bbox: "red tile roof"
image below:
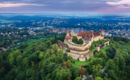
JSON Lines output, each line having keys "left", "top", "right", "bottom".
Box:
{"left": 94, "top": 32, "right": 100, "bottom": 36}
{"left": 65, "top": 36, "right": 71, "bottom": 41}
{"left": 78, "top": 31, "right": 100, "bottom": 39}
{"left": 67, "top": 30, "right": 69, "bottom": 33}
{"left": 101, "top": 29, "right": 104, "bottom": 32}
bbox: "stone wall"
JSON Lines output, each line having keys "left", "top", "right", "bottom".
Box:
{"left": 64, "top": 35, "right": 104, "bottom": 51}
{"left": 67, "top": 52, "right": 80, "bottom": 60}
{"left": 93, "top": 36, "right": 104, "bottom": 42}
{"left": 64, "top": 40, "right": 92, "bottom": 51}
{"left": 86, "top": 52, "right": 93, "bottom": 59}
{"left": 70, "top": 49, "right": 89, "bottom": 55}
{"left": 65, "top": 39, "right": 109, "bottom": 61}
{"left": 79, "top": 55, "right": 86, "bottom": 61}
{"left": 67, "top": 51, "right": 94, "bottom": 60}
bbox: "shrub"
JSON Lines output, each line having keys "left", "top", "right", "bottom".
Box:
{"left": 66, "top": 49, "right": 70, "bottom": 52}
{"left": 72, "top": 36, "right": 83, "bottom": 45}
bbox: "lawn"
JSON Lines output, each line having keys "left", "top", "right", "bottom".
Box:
{"left": 73, "top": 60, "right": 89, "bottom": 67}
{"left": 100, "top": 46, "right": 109, "bottom": 52}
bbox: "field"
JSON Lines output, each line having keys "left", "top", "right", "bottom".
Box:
{"left": 0, "top": 20, "right": 21, "bottom": 23}
{"left": 73, "top": 60, "right": 89, "bottom": 67}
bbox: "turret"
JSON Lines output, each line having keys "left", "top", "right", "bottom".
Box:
{"left": 91, "top": 30, "right": 94, "bottom": 41}
{"left": 101, "top": 29, "right": 104, "bottom": 36}
{"left": 64, "top": 30, "right": 71, "bottom": 42}
{"left": 66, "top": 30, "right": 70, "bottom": 36}
{"left": 71, "top": 29, "right": 75, "bottom": 36}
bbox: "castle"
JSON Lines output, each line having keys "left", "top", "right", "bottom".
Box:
{"left": 58, "top": 29, "right": 109, "bottom": 61}
{"left": 64, "top": 29, "right": 104, "bottom": 50}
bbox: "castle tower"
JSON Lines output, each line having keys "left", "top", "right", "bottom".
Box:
{"left": 66, "top": 30, "right": 70, "bottom": 36}
{"left": 91, "top": 30, "right": 94, "bottom": 41}
{"left": 101, "top": 29, "right": 104, "bottom": 36}
{"left": 71, "top": 29, "right": 75, "bottom": 36}
{"left": 64, "top": 30, "right": 71, "bottom": 42}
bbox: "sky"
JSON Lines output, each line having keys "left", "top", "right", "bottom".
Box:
{"left": 0, "top": 0, "right": 130, "bottom": 14}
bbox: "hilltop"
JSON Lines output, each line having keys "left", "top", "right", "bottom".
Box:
{"left": 0, "top": 35, "right": 130, "bottom": 80}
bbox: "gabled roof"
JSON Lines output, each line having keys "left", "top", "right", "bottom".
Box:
{"left": 94, "top": 32, "right": 100, "bottom": 36}
{"left": 67, "top": 30, "right": 69, "bottom": 33}
{"left": 77, "top": 31, "right": 100, "bottom": 39}
{"left": 65, "top": 36, "right": 71, "bottom": 41}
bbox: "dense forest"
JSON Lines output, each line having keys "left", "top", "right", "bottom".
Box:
{"left": 0, "top": 35, "right": 130, "bottom": 80}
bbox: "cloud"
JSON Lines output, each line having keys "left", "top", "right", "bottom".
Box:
{"left": 0, "top": 0, "right": 129, "bottom": 13}
{"left": 0, "top": 3, "right": 45, "bottom": 8}
{"left": 106, "top": 0, "right": 130, "bottom": 8}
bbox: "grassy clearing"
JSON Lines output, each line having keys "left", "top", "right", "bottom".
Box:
{"left": 73, "top": 60, "right": 89, "bottom": 67}
{"left": 100, "top": 46, "right": 109, "bottom": 52}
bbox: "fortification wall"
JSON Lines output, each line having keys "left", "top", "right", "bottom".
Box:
{"left": 93, "top": 36, "right": 104, "bottom": 41}
{"left": 70, "top": 49, "right": 89, "bottom": 55}
{"left": 64, "top": 35, "right": 104, "bottom": 51}
{"left": 64, "top": 40, "right": 93, "bottom": 51}
{"left": 77, "top": 36, "right": 82, "bottom": 39}
{"left": 67, "top": 52, "right": 80, "bottom": 60}
{"left": 86, "top": 52, "right": 93, "bottom": 59}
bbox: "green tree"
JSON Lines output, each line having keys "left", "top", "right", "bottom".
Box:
{"left": 72, "top": 36, "right": 78, "bottom": 44}
{"left": 66, "top": 49, "right": 70, "bottom": 52}
{"left": 78, "top": 39, "right": 83, "bottom": 44}
{"left": 54, "top": 68, "right": 72, "bottom": 80}
{"left": 95, "top": 77, "right": 103, "bottom": 80}
{"left": 75, "top": 77, "right": 82, "bottom": 80}
{"left": 92, "top": 64, "right": 103, "bottom": 77}
{"left": 106, "top": 47, "right": 116, "bottom": 59}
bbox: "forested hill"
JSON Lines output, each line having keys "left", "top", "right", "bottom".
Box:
{"left": 0, "top": 36, "right": 130, "bottom": 80}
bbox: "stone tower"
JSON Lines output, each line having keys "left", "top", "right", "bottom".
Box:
{"left": 66, "top": 30, "right": 70, "bottom": 36}
{"left": 91, "top": 30, "right": 94, "bottom": 41}
{"left": 71, "top": 29, "right": 75, "bottom": 36}
{"left": 101, "top": 29, "right": 104, "bottom": 36}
